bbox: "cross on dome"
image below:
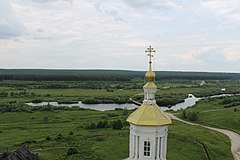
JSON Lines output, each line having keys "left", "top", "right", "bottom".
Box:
{"left": 145, "top": 45, "right": 156, "bottom": 64}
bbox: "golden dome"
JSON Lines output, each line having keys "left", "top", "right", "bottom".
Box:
{"left": 127, "top": 104, "right": 172, "bottom": 126}
{"left": 145, "top": 70, "right": 155, "bottom": 82}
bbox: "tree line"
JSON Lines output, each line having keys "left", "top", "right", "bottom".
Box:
{"left": 0, "top": 69, "right": 240, "bottom": 81}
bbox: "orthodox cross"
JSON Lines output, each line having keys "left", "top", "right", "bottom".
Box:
{"left": 145, "top": 45, "right": 156, "bottom": 64}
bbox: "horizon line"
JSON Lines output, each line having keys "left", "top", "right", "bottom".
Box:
{"left": 0, "top": 68, "right": 239, "bottom": 74}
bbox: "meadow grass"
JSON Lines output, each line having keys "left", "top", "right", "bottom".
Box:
{"left": 176, "top": 96, "right": 240, "bottom": 135}
{"left": 0, "top": 110, "right": 233, "bottom": 160}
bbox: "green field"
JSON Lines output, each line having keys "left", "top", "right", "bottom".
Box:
{"left": 0, "top": 109, "right": 233, "bottom": 160}
{"left": 1, "top": 74, "right": 240, "bottom": 159}
{"left": 1, "top": 80, "right": 240, "bottom": 107}
{"left": 178, "top": 97, "right": 240, "bottom": 135}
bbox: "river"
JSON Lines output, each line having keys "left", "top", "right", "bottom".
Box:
{"left": 26, "top": 93, "right": 236, "bottom": 111}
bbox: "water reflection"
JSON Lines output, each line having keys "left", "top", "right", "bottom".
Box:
{"left": 26, "top": 93, "right": 236, "bottom": 111}
{"left": 26, "top": 102, "right": 138, "bottom": 111}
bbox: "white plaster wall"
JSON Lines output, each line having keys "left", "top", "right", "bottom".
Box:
{"left": 129, "top": 124, "right": 169, "bottom": 160}
{"left": 143, "top": 88, "right": 157, "bottom": 105}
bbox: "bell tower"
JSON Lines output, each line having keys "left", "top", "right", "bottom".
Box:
{"left": 126, "top": 46, "right": 172, "bottom": 160}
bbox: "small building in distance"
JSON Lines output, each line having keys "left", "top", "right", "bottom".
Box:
{"left": 0, "top": 146, "right": 38, "bottom": 160}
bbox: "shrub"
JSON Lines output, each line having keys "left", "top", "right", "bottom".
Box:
{"left": 43, "top": 116, "right": 49, "bottom": 123}
{"left": 55, "top": 133, "right": 63, "bottom": 140}
{"left": 112, "top": 120, "right": 123, "bottom": 130}
{"left": 97, "top": 121, "right": 104, "bottom": 128}
{"left": 101, "top": 114, "right": 108, "bottom": 119}
{"left": 67, "top": 148, "right": 78, "bottom": 156}
{"left": 107, "top": 113, "right": 118, "bottom": 117}
{"left": 122, "top": 109, "right": 128, "bottom": 116}
{"left": 182, "top": 110, "right": 187, "bottom": 118}
{"left": 187, "top": 111, "right": 198, "bottom": 121}
{"left": 46, "top": 136, "right": 51, "bottom": 141}
{"left": 32, "top": 99, "right": 42, "bottom": 103}
{"left": 22, "top": 140, "right": 36, "bottom": 145}
{"left": 102, "top": 120, "right": 109, "bottom": 128}
{"left": 87, "top": 123, "right": 96, "bottom": 129}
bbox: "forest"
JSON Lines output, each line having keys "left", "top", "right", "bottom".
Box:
{"left": 0, "top": 69, "right": 240, "bottom": 81}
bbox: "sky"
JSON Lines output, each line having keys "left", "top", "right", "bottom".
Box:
{"left": 0, "top": 0, "right": 240, "bottom": 72}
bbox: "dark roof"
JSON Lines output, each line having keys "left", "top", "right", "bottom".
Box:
{"left": 2, "top": 146, "right": 37, "bottom": 160}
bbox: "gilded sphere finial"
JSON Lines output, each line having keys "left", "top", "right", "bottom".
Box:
{"left": 145, "top": 70, "right": 155, "bottom": 82}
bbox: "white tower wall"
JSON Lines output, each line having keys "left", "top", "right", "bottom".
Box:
{"left": 143, "top": 88, "right": 157, "bottom": 105}
{"left": 129, "top": 124, "right": 169, "bottom": 160}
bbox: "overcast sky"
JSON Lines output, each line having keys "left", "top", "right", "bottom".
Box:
{"left": 0, "top": 0, "right": 240, "bottom": 72}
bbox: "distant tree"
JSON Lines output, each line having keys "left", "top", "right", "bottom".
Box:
{"left": 102, "top": 120, "right": 109, "bottom": 128}
{"left": 87, "top": 123, "right": 96, "bottom": 129}
{"left": 67, "top": 148, "right": 78, "bottom": 156}
{"left": 45, "top": 136, "right": 51, "bottom": 141}
{"left": 32, "top": 99, "right": 42, "bottom": 103}
{"left": 182, "top": 110, "right": 187, "bottom": 118}
{"left": 55, "top": 133, "right": 63, "bottom": 140}
{"left": 69, "top": 131, "right": 74, "bottom": 135}
{"left": 112, "top": 120, "right": 123, "bottom": 130}
{"left": 187, "top": 111, "right": 198, "bottom": 121}
{"left": 97, "top": 121, "right": 104, "bottom": 129}
{"left": 10, "top": 92, "right": 14, "bottom": 97}
{"left": 122, "top": 109, "right": 128, "bottom": 116}
{"left": 43, "top": 116, "right": 49, "bottom": 123}
{"left": 0, "top": 92, "right": 8, "bottom": 97}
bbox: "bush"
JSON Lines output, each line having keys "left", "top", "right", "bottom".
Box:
{"left": 187, "top": 111, "right": 198, "bottom": 121}
{"left": 22, "top": 140, "right": 36, "bottom": 145}
{"left": 182, "top": 110, "right": 187, "bottom": 118}
{"left": 101, "top": 114, "right": 108, "bottom": 119}
{"left": 55, "top": 133, "right": 63, "bottom": 140}
{"left": 102, "top": 120, "right": 109, "bottom": 128}
{"left": 0, "top": 92, "right": 8, "bottom": 97}
{"left": 46, "top": 136, "right": 51, "bottom": 141}
{"left": 122, "top": 109, "right": 128, "bottom": 116}
{"left": 97, "top": 121, "right": 104, "bottom": 128}
{"left": 32, "top": 99, "right": 42, "bottom": 103}
{"left": 69, "top": 131, "right": 74, "bottom": 135}
{"left": 107, "top": 113, "right": 118, "bottom": 117}
{"left": 67, "top": 148, "right": 78, "bottom": 156}
{"left": 87, "top": 123, "right": 96, "bottom": 129}
{"left": 96, "top": 121, "right": 109, "bottom": 129}
{"left": 112, "top": 120, "right": 123, "bottom": 130}
{"left": 43, "top": 116, "right": 49, "bottom": 123}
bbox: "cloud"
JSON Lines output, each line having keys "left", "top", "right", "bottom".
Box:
{"left": 0, "top": 0, "right": 24, "bottom": 39}
{"left": 193, "top": 48, "right": 226, "bottom": 64}
{"left": 105, "top": 9, "right": 123, "bottom": 21}
{"left": 93, "top": 1, "right": 124, "bottom": 22}
{"left": 223, "top": 49, "right": 240, "bottom": 62}
{"left": 0, "top": 0, "right": 240, "bottom": 72}
{"left": 122, "top": 0, "right": 181, "bottom": 10}
{"left": 32, "top": 0, "right": 72, "bottom": 3}
{"left": 201, "top": 0, "right": 240, "bottom": 23}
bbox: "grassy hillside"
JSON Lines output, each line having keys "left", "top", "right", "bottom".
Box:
{"left": 178, "top": 97, "right": 240, "bottom": 134}
{"left": 0, "top": 109, "right": 233, "bottom": 160}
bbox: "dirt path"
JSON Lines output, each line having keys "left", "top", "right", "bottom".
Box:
{"left": 166, "top": 112, "right": 240, "bottom": 160}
